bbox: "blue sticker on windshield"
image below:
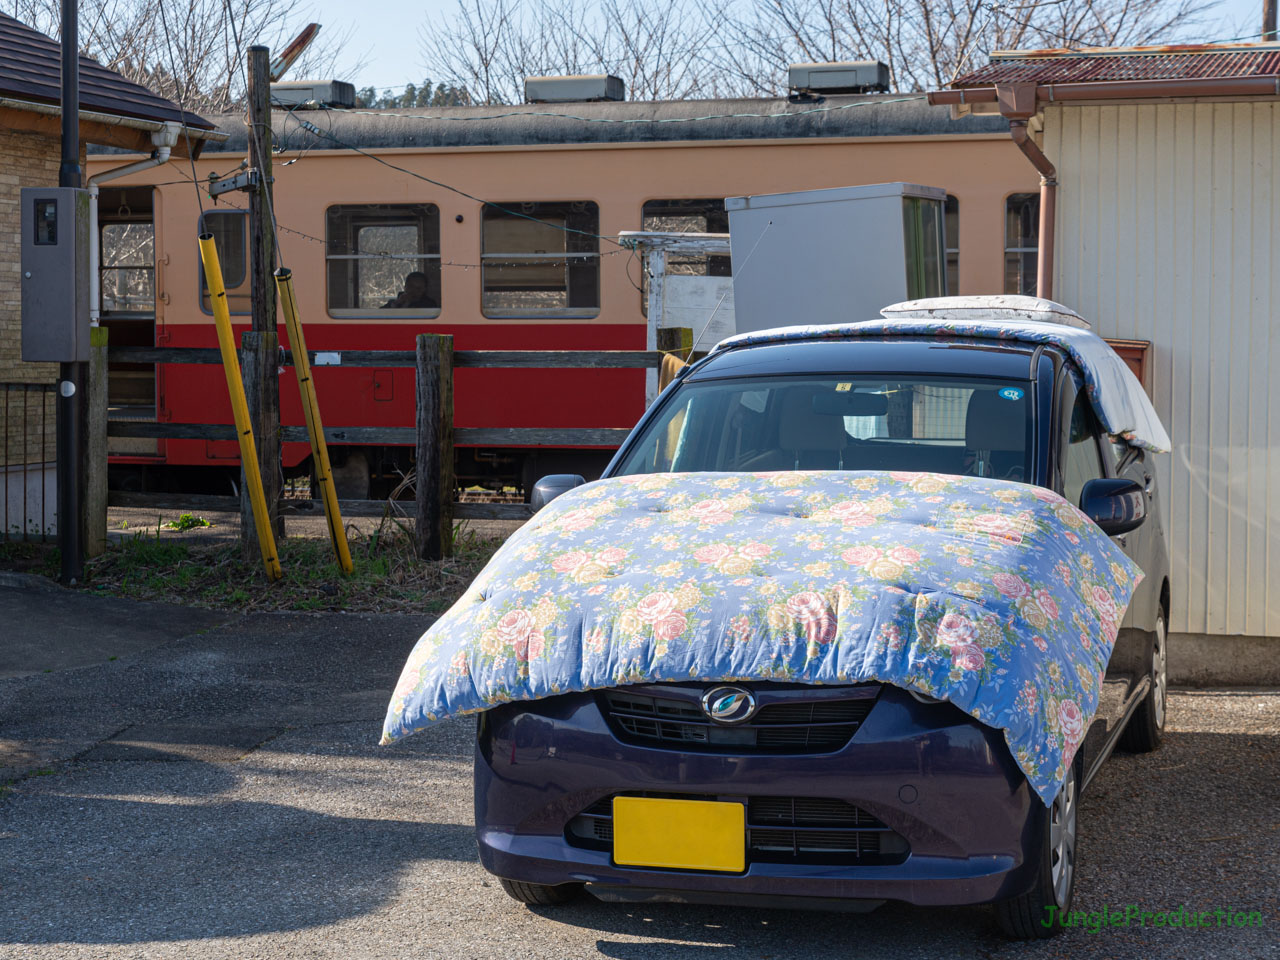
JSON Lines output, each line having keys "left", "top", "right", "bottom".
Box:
{"left": 998, "top": 387, "right": 1025, "bottom": 401}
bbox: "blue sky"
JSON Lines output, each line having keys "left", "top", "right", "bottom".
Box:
{"left": 305, "top": 0, "right": 1271, "bottom": 93}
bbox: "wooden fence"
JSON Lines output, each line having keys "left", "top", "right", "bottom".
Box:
{"left": 102, "top": 334, "right": 668, "bottom": 559}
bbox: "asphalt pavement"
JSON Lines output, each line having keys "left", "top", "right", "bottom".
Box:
{"left": 1, "top": 577, "right": 1277, "bottom": 959}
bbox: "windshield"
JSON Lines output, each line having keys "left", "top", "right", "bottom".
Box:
{"left": 615, "top": 374, "right": 1033, "bottom": 482}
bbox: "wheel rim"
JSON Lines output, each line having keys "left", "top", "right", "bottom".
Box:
{"left": 1153, "top": 616, "right": 1167, "bottom": 729}
{"left": 1049, "top": 767, "right": 1077, "bottom": 906}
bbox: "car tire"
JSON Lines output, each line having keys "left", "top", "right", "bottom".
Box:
{"left": 994, "top": 759, "right": 1079, "bottom": 940}
{"left": 1118, "top": 612, "right": 1167, "bottom": 754}
{"left": 498, "top": 878, "right": 582, "bottom": 906}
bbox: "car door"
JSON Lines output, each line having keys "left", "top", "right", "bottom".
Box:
{"left": 1059, "top": 382, "right": 1135, "bottom": 769}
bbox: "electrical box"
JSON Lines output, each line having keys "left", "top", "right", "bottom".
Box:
{"left": 726, "top": 182, "right": 947, "bottom": 335}
{"left": 21, "top": 186, "right": 90, "bottom": 363}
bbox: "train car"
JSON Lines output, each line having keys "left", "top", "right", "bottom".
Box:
{"left": 86, "top": 91, "right": 1031, "bottom": 498}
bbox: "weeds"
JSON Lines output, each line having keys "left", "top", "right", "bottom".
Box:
{"left": 164, "top": 514, "right": 213, "bottom": 531}
{"left": 80, "top": 513, "right": 504, "bottom": 614}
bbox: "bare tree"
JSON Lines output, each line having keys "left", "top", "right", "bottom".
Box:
{"left": 421, "top": 0, "right": 717, "bottom": 104}
{"left": 704, "top": 0, "right": 1218, "bottom": 96}
{"left": 9, "top": 0, "right": 362, "bottom": 114}
{"left": 419, "top": 0, "right": 1216, "bottom": 103}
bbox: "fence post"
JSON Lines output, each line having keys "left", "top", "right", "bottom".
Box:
{"left": 240, "top": 330, "right": 283, "bottom": 558}
{"left": 415, "top": 333, "right": 454, "bottom": 560}
{"left": 84, "top": 326, "right": 108, "bottom": 558}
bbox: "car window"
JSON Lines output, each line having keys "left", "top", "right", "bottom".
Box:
{"left": 615, "top": 374, "right": 1033, "bottom": 480}
{"left": 1063, "top": 390, "right": 1105, "bottom": 506}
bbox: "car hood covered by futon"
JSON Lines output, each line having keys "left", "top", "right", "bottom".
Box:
{"left": 381, "top": 471, "right": 1143, "bottom": 805}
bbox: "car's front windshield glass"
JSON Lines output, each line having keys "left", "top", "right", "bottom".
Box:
{"left": 615, "top": 374, "right": 1033, "bottom": 482}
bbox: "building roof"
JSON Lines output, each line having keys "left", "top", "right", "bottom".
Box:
{"left": 951, "top": 41, "right": 1280, "bottom": 88}
{"left": 0, "top": 13, "right": 215, "bottom": 130}
{"left": 193, "top": 93, "right": 1010, "bottom": 154}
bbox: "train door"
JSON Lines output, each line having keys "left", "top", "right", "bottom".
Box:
{"left": 99, "top": 186, "right": 161, "bottom": 467}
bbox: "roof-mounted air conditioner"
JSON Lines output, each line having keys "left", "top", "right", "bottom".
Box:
{"left": 270, "top": 80, "right": 356, "bottom": 109}
{"left": 788, "top": 61, "right": 891, "bottom": 95}
{"left": 524, "top": 74, "right": 625, "bottom": 103}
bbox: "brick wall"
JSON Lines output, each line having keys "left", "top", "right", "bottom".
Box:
{"left": 0, "top": 127, "right": 68, "bottom": 466}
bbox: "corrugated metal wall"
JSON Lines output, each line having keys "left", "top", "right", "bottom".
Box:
{"left": 1044, "top": 101, "right": 1280, "bottom": 638}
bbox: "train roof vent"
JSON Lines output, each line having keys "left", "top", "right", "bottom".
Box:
{"left": 524, "top": 74, "right": 626, "bottom": 103}
{"left": 270, "top": 80, "right": 356, "bottom": 109}
{"left": 788, "top": 61, "right": 890, "bottom": 95}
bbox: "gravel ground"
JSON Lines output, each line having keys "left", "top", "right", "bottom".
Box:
{"left": 0, "top": 606, "right": 1276, "bottom": 959}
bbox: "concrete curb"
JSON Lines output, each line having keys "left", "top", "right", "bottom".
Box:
{"left": 1169, "top": 633, "right": 1280, "bottom": 686}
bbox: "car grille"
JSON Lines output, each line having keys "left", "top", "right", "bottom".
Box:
{"left": 602, "top": 688, "right": 876, "bottom": 754}
{"left": 566, "top": 793, "right": 910, "bottom": 866}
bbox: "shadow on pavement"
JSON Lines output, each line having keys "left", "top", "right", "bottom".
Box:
{"left": 0, "top": 788, "right": 476, "bottom": 945}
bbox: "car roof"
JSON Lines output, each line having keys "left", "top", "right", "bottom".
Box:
{"left": 686, "top": 336, "right": 1060, "bottom": 383}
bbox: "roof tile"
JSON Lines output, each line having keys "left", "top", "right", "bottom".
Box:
{"left": 0, "top": 13, "right": 213, "bottom": 129}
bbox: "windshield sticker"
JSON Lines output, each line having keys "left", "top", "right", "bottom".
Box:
{"left": 999, "top": 387, "right": 1025, "bottom": 401}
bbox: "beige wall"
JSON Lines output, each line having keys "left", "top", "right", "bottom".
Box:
{"left": 89, "top": 133, "right": 1036, "bottom": 333}
{"left": 1044, "top": 100, "right": 1280, "bottom": 639}
{"left": 0, "top": 127, "right": 61, "bottom": 467}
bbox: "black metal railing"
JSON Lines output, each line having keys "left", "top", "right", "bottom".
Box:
{"left": 2, "top": 383, "right": 57, "bottom": 542}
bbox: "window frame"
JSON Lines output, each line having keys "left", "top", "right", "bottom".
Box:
{"left": 480, "top": 200, "right": 601, "bottom": 319}
{"left": 944, "top": 194, "right": 959, "bottom": 296}
{"left": 902, "top": 195, "right": 946, "bottom": 300}
{"left": 197, "top": 209, "right": 251, "bottom": 316}
{"left": 1004, "top": 191, "right": 1040, "bottom": 297}
{"left": 1059, "top": 380, "right": 1109, "bottom": 507}
{"left": 324, "top": 203, "right": 442, "bottom": 319}
{"left": 99, "top": 219, "right": 155, "bottom": 318}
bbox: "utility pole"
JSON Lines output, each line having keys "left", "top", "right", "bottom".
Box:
{"left": 1266, "top": 0, "right": 1277, "bottom": 42}
{"left": 242, "top": 45, "right": 282, "bottom": 556}
{"left": 58, "top": 0, "right": 84, "bottom": 583}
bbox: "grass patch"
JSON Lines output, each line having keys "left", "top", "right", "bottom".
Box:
{"left": 164, "top": 513, "right": 213, "bottom": 531}
{"left": 81, "top": 518, "right": 504, "bottom": 614}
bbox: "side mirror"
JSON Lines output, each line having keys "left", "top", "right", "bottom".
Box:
{"left": 531, "top": 474, "right": 586, "bottom": 512}
{"left": 1079, "top": 477, "right": 1146, "bottom": 536}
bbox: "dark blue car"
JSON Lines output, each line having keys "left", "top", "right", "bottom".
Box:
{"left": 475, "top": 328, "right": 1171, "bottom": 939}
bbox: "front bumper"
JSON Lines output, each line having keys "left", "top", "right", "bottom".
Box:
{"left": 475, "top": 683, "right": 1042, "bottom": 908}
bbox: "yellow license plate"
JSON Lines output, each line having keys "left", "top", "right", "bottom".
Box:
{"left": 612, "top": 797, "right": 745, "bottom": 872}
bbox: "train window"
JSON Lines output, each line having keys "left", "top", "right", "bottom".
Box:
{"left": 639, "top": 199, "right": 731, "bottom": 315}
{"left": 481, "top": 201, "right": 599, "bottom": 318}
{"left": 199, "top": 210, "right": 250, "bottom": 315}
{"left": 902, "top": 195, "right": 945, "bottom": 299}
{"left": 1005, "top": 193, "right": 1039, "bottom": 296}
{"left": 944, "top": 195, "right": 958, "bottom": 295}
{"left": 326, "top": 204, "right": 441, "bottom": 317}
{"left": 101, "top": 222, "right": 154, "bottom": 315}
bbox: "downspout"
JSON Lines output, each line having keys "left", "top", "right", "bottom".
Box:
{"left": 87, "top": 121, "right": 182, "bottom": 326}
{"left": 995, "top": 83, "right": 1056, "bottom": 301}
